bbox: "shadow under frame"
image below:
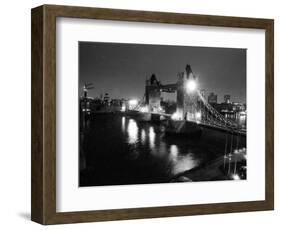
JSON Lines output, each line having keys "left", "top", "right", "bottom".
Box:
{"left": 31, "top": 4, "right": 274, "bottom": 225}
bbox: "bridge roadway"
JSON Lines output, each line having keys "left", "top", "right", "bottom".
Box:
{"left": 144, "top": 111, "right": 246, "bottom": 136}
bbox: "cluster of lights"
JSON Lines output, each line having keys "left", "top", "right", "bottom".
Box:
{"left": 171, "top": 112, "right": 182, "bottom": 121}
{"left": 139, "top": 106, "right": 149, "bottom": 113}
{"left": 128, "top": 99, "right": 138, "bottom": 106}
{"left": 128, "top": 99, "right": 139, "bottom": 110}
{"left": 233, "top": 148, "right": 247, "bottom": 154}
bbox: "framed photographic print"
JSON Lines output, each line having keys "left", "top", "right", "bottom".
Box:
{"left": 31, "top": 4, "right": 274, "bottom": 225}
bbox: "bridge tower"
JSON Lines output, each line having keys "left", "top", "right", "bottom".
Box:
{"left": 144, "top": 64, "right": 198, "bottom": 120}
{"left": 145, "top": 74, "right": 161, "bottom": 112}
{"left": 176, "top": 64, "right": 198, "bottom": 121}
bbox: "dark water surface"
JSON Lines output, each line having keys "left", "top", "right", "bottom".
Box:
{"left": 79, "top": 113, "right": 246, "bottom": 186}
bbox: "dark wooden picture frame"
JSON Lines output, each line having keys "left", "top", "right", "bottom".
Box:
{"left": 31, "top": 4, "right": 274, "bottom": 225}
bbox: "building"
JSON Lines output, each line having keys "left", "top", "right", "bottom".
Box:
{"left": 145, "top": 74, "right": 161, "bottom": 112}
{"left": 103, "top": 93, "right": 110, "bottom": 105}
{"left": 208, "top": 92, "right": 217, "bottom": 104}
{"left": 200, "top": 89, "right": 206, "bottom": 99}
{"left": 232, "top": 102, "right": 246, "bottom": 112}
{"left": 224, "top": 94, "right": 231, "bottom": 104}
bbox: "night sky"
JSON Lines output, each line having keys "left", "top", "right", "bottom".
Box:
{"left": 79, "top": 42, "right": 246, "bottom": 103}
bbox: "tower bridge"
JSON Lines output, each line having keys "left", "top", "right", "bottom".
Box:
{"left": 135, "top": 64, "right": 246, "bottom": 136}
{"left": 145, "top": 64, "right": 198, "bottom": 121}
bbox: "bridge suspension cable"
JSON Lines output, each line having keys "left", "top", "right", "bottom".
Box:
{"left": 196, "top": 90, "right": 241, "bottom": 130}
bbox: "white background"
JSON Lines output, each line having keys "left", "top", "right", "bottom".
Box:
{"left": 57, "top": 18, "right": 265, "bottom": 212}
{"left": 0, "top": 0, "right": 279, "bottom": 229}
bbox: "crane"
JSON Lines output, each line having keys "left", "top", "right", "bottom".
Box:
{"left": 82, "top": 83, "right": 94, "bottom": 98}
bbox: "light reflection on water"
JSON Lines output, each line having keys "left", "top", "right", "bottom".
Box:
{"left": 123, "top": 116, "right": 199, "bottom": 176}
{"left": 170, "top": 145, "right": 179, "bottom": 156}
{"left": 80, "top": 114, "right": 246, "bottom": 186}
{"left": 141, "top": 129, "right": 146, "bottom": 143}
{"left": 170, "top": 153, "right": 199, "bottom": 175}
{"left": 127, "top": 119, "right": 138, "bottom": 144}
{"left": 168, "top": 145, "right": 199, "bottom": 175}
{"left": 149, "top": 127, "right": 156, "bottom": 149}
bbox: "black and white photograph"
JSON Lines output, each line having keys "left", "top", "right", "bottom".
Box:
{"left": 79, "top": 41, "right": 247, "bottom": 187}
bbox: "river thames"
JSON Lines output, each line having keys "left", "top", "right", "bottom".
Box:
{"left": 79, "top": 113, "right": 246, "bottom": 187}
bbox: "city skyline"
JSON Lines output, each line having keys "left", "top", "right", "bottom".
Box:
{"left": 79, "top": 42, "right": 246, "bottom": 103}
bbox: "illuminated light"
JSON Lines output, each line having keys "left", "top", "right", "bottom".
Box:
{"left": 159, "top": 106, "right": 165, "bottom": 113}
{"left": 121, "top": 105, "right": 126, "bottom": 112}
{"left": 128, "top": 99, "right": 138, "bottom": 106}
{"left": 170, "top": 145, "right": 179, "bottom": 158}
{"left": 149, "top": 127, "right": 155, "bottom": 148}
{"left": 186, "top": 80, "right": 197, "bottom": 92}
{"left": 160, "top": 115, "right": 165, "bottom": 121}
{"left": 239, "top": 115, "right": 246, "bottom": 121}
{"left": 129, "top": 99, "right": 138, "bottom": 106}
{"left": 171, "top": 112, "right": 182, "bottom": 120}
{"left": 139, "top": 106, "right": 149, "bottom": 113}
{"left": 127, "top": 119, "right": 138, "bottom": 144}
{"left": 234, "top": 149, "right": 239, "bottom": 154}
{"left": 171, "top": 153, "right": 199, "bottom": 175}
{"left": 195, "top": 112, "right": 201, "bottom": 119}
{"left": 186, "top": 112, "right": 194, "bottom": 121}
{"left": 231, "top": 174, "right": 240, "bottom": 180}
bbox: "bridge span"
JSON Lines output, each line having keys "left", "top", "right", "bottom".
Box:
{"left": 129, "top": 64, "right": 246, "bottom": 136}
